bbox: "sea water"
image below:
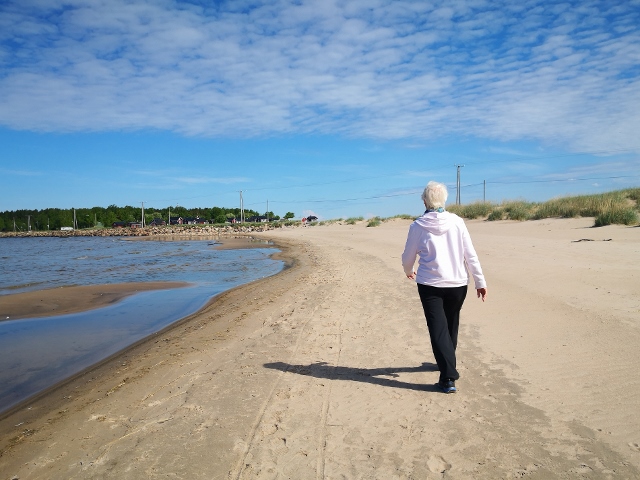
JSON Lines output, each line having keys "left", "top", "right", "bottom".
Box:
{"left": 0, "top": 236, "right": 283, "bottom": 413}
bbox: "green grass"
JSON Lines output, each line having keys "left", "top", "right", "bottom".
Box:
{"left": 388, "top": 213, "right": 415, "bottom": 220}
{"left": 594, "top": 207, "right": 638, "bottom": 227}
{"left": 291, "top": 189, "right": 639, "bottom": 228}
{"left": 449, "top": 188, "right": 639, "bottom": 226}
{"left": 503, "top": 201, "right": 535, "bottom": 221}
{"left": 625, "top": 188, "right": 640, "bottom": 203}
{"left": 448, "top": 202, "right": 494, "bottom": 219}
{"left": 486, "top": 208, "right": 504, "bottom": 221}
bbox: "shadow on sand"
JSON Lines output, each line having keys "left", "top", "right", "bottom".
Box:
{"left": 264, "top": 361, "right": 443, "bottom": 393}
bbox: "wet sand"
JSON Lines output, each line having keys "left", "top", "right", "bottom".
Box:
{"left": 0, "top": 282, "right": 189, "bottom": 320}
{"left": 0, "top": 219, "right": 639, "bottom": 479}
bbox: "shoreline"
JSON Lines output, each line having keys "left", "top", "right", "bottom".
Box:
{"left": 0, "top": 236, "right": 293, "bottom": 420}
{"left": 0, "top": 234, "right": 280, "bottom": 321}
{"left": 0, "top": 223, "right": 291, "bottom": 239}
{"left": 0, "top": 237, "right": 299, "bottom": 420}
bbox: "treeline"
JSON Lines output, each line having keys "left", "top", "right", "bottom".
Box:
{"left": 0, "top": 205, "right": 287, "bottom": 232}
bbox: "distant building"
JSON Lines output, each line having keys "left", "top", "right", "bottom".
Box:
{"left": 149, "top": 218, "right": 166, "bottom": 226}
{"left": 246, "top": 215, "right": 269, "bottom": 223}
{"left": 183, "top": 216, "right": 208, "bottom": 225}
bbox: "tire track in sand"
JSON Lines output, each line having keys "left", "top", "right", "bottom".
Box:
{"left": 316, "top": 265, "right": 348, "bottom": 480}
{"left": 230, "top": 262, "right": 350, "bottom": 480}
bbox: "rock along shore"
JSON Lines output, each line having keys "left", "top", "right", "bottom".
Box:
{"left": 0, "top": 223, "right": 298, "bottom": 238}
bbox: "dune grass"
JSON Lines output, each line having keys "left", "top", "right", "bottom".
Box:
{"left": 388, "top": 214, "right": 415, "bottom": 220}
{"left": 447, "top": 202, "right": 494, "bottom": 219}
{"left": 447, "top": 188, "right": 639, "bottom": 226}
{"left": 307, "top": 189, "right": 638, "bottom": 228}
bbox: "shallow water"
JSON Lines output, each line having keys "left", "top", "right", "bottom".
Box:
{"left": 0, "top": 236, "right": 278, "bottom": 295}
{"left": 0, "top": 236, "right": 283, "bottom": 413}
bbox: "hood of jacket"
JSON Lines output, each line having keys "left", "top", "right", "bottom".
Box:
{"left": 413, "top": 211, "right": 456, "bottom": 235}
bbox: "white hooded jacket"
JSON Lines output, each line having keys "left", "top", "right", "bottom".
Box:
{"left": 402, "top": 211, "right": 486, "bottom": 289}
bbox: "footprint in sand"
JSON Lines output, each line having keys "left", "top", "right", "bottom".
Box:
{"left": 629, "top": 442, "right": 640, "bottom": 452}
{"left": 427, "top": 455, "right": 451, "bottom": 474}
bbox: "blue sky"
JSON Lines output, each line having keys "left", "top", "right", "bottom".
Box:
{"left": 1, "top": 0, "right": 639, "bottom": 220}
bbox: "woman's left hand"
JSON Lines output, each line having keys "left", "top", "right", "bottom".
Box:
{"left": 476, "top": 288, "right": 487, "bottom": 302}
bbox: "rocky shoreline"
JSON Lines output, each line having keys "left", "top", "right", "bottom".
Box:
{"left": 0, "top": 223, "right": 294, "bottom": 238}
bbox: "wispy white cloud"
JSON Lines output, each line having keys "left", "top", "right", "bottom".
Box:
{"left": 539, "top": 157, "right": 640, "bottom": 180}
{"left": 1, "top": 0, "right": 639, "bottom": 153}
{"left": 484, "top": 146, "right": 543, "bottom": 157}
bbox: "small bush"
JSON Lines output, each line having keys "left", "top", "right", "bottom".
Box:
{"left": 345, "top": 216, "right": 363, "bottom": 225}
{"left": 367, "top": 217, "right": 382, "bottom": 227}
{"left": 487, "top": 209, "right": 504, "bottom": 221}
{"left": 503, "top": 201, "right": 533, "bottom": 221}
{"left": 594, "top": 208, "right": 638, "bottom": 227}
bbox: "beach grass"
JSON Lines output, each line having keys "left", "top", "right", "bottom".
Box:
{"left": 345, "top": 216, "right": 364, "bottom": 225}
{"left": 366, "top": 217, "right": 383, "bottom": 227}
{"left": 446, "top": 189, "right": 639, "bottom": 226}
{"left": 388, "top": 214, "right": 415, "bottom": 220}
{"left": 447, "top": 202, "right": 494, "bottom": 219}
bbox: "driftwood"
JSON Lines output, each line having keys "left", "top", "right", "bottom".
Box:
{"left": 572, "top": 238, "right": 612, "bottom": 242}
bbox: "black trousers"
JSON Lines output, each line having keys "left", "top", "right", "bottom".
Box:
{"left": 417, "top": 284, "right": 468, "bottom": 382}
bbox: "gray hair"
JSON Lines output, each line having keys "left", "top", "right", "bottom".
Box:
{"left": 421, "top": 181, "right": 448, "bottom": 209}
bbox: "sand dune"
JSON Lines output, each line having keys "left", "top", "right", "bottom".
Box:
{"left": 0, "top": 218, "right": 638, "bottom": 479}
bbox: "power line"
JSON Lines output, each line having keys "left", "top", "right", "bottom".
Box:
{"left": 138, "top": 146, "right": 640, "bottom": 205}
{"left": 246, "top": 174, "right": 639, "bottom": 206}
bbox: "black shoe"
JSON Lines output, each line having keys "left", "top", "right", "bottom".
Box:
{"left": 438, "top": 378, "right": 457, "bottom": 394}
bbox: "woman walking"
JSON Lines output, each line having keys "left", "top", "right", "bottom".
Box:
{"left": 402, "top": 181, "right": 487, "bottom": 394}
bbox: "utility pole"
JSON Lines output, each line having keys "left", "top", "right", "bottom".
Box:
{"left": 455, "top": 164, "right": 465, "bottom": 205}
{"left": 141, "top": 202, "right": 145, "bottom": 228}
{"left": 239, "top": 191, "right": 244, "bottom": 223}
{"left": 168, "top": 206, "right": 171, "bottom": 225}
{"left": 27, "top": 215, "right": 31, "bottom": 232}
{"left": 483, "top": 180, "right": 486, "bottom": 203}
{"left": 73, "top": 208, "right": 77, "bottom": 229}
{"left": 266, "top": 199, "right": 269, "bottom": 222}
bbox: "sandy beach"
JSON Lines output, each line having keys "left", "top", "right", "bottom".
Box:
{"left": 0, "top": 218, "right": 638, "bottom": 479}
